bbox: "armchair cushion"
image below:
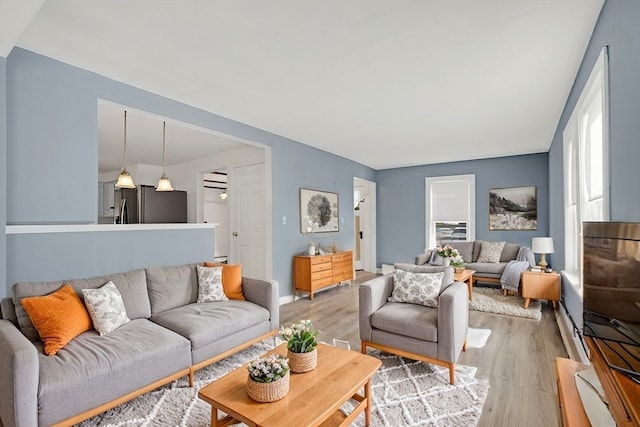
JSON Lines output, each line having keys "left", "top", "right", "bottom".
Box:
{"left": 388, "top": 269, "right": 443, "bottom": 308}
{"left": 371, "top": 302, "right": 438, "bottom": 342}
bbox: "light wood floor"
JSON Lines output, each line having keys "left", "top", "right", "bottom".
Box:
{"left": 280, "top": 271, "right": 568, "bottom": 427}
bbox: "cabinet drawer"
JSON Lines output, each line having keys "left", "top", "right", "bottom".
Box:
{"left": 332, "top": 252, "right": 352, "bottom": 263}
{"left": 333, "top": 260, "right": 351, "bottom": 270}
{"left": 311, "top": 269, "right": 333, "bottom": 281}
{"left": 314, "top": 276, "right": 335, "bottom": 287}
{"left": 310, "top": 262, "right": 332, "bottom": 273}
{"left": 310, "top": 255, "right": 332, "bottom": 265}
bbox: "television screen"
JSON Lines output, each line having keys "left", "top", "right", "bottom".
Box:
{"left": 583, "top": 221, "right": 640, "bottom": 381}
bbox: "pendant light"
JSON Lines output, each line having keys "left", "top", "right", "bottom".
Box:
{"left": 156, "top": 121, "right": 174, "bottom": 191}
{"left": 115, "top": 111, "right": 136, "bottom": 189}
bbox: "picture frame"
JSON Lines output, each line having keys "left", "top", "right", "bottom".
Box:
{"left": 299, "top": 188, "right": 339, "bottom": 233}
{"left": 489, "top": 185, "right": 537, "bottom": 230}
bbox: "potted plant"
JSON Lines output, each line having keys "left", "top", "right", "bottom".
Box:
{"left": 451, "top": 255, "right": 465, "bottom": 273}
{"left": 246, "top": 354, "right": 290, "bottom": 402}
{"left": 436, "top": 244, "right": 461, "bottom": 267}
{"left": 280, "top": 320, "right": 320, "bottom": 373}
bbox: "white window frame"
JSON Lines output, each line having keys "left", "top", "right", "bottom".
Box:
{"left": 425, "top": 174, "right": 475, "bottom": 250}
{"left": 562, "top": 47, "right": 610, "bottom": 293}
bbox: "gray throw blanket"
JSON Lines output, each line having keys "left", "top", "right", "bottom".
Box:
{"left": 500, "top": 246, "right": 533, "bottom": 292}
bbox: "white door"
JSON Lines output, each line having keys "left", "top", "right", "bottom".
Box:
{"left": 231, "top": 163, "right": 266, "bottom": 279}
{"left": 353, "top": 177, "right": 377, "bottom": 274}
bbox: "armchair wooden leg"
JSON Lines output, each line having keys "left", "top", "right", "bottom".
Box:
{"left": 463, "top": 339, "right": 467, "bottom": 352}
{"left": 189, "top": 370, "right": 194, "bottom": 387}
{"left": 449, "top": 363, "right": 455, "bottom": 385}
{"left": 361, "top": 341, "right": 368, "bottom": 354}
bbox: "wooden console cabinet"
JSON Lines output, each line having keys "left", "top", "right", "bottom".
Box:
{"left": 521, "top": 270, "right": 560, "bottom": 309}
{"left": 293, "top": 251, "right": 353, "bottom": 300}
{"left": 556, "top": 338, "right": 640, "bottom": 427}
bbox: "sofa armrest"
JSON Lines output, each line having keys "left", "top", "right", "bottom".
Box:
{"left": 242, "top": 277, "right": 279, "bottom": 331}
{"left": 415, "top": 249, "right": 433, "bottom": 266}
{"left": 436, "top": 281, "right": 469, "bottom": 363}
{"left": 358, "top": 274, "right": 394, "bottom": 341}
{"left": 0, "top": 319, "right": 39, "bottom": 427}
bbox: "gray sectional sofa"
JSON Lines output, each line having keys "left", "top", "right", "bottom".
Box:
{"left": 0, "top": 263, "right": 279, "bottom": 427}
{"left": 415, "top": 240, "right": 535, "bottom": 285}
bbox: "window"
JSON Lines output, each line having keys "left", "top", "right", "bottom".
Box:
{"left": 425, "top": 175, "right": 475, "bottom": 249}
{"left": 563, "top": 47, "right": 609, "bottom": 292}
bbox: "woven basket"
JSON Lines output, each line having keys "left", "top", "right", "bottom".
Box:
{"left": 246, "top": 371, "right": 290, "bottom": 402}
{"left": 288, "top": 348, "right": 318, "bottom": 373}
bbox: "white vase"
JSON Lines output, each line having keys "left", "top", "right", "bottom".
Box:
{"left": 443, "top": 257, "right": 450, "bottom": 267}
{"left": 308, "top": 246, "right": 316, "bottom": 256}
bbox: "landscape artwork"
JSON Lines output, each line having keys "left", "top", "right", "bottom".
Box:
{"left": 299, "top": 188, "right": 339, "bottom": 233}
{"left": 489, "top": 186, "right": 537, "bottom": 230}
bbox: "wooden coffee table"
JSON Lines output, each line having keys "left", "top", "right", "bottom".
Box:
{"left": 454, "top": 269, "right": 476, "bottom": 300}
{"left": 198, "top": 343, "right": 381, "bottom": 427}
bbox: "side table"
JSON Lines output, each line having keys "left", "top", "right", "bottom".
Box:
{"left": 454, "top": 269, "right": 475, "bottom": 300}
{"left": 521, "top": 270, "right": 561, "bottom": 309}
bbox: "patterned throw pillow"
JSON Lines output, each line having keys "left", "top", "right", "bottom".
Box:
{"left": 196, "top": 265, "right": 229, "bottom": 303}
{"left": 82, "top": 281, "right": 130, "bottom": 336}
{"left": 388, "top": 269, "right": 445, "bottom": 308}
{"left": 476, "top": 241, "right": 506, "bottom": 263}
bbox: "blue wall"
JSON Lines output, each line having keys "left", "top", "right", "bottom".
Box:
{"left": 0, "top": 57, "right": 6, "bottom": 295}
{"left": 549, "top": 0, "right": 640, "bottom": 328}
{"left": 376, "top": 153, "right": 549, "bottom": 265}
{"left": 5, "top": 228, "right": 215, "bottom": 286}
{"left": 1, "top": 48, "right": 376, "bottom": 298}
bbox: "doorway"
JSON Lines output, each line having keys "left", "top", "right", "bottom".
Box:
{"left": 353, "top": 177, "right": 376, "bottom": 273}
{"left": 203, "top": 170, "right": 229, "bottom": 262}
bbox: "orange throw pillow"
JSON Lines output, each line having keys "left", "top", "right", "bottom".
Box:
{"left": 21, "top": 284, "right": 93, "bottom": 356}
{"left": 204, "top": 262, "right": 245, "bottom": 300}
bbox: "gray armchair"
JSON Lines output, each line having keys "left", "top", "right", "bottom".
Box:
{"left": 359, "top": 265, "right": 468, "bottom": 384}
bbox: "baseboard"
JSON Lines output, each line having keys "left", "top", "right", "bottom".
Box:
{"left": 556, "top": 304, "right": 590, "bottom": 364}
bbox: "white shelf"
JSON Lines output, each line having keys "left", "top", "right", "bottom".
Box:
{"left": 6, "top": 223, "right": 217, "bottom": 235}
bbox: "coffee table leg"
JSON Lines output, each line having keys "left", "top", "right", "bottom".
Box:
{"left": 365, "top": 379, "right": 372, "bottom": 426}
{"left": 211, "top": 407, "right": 218, "bottom": 427}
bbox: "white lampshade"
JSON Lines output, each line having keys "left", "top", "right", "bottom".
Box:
{"left": 156, "top": 174, "right": 174, "bottom": 192}
{"left": 531, "top": 237, "right": 554, "bottom": 254}
{"left": 115, "top": 169, "right": 135, "bottom": 189}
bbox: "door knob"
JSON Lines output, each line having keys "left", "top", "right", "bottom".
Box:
{"left": 233, "top": 232, "right": 239, "bottom": 237}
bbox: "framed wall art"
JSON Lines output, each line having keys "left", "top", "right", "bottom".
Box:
{"left": 299, "top": 188, "right": 339, "bottom": 233}
{"left": 489, "top": 185, "right": 537, "bottom": 230}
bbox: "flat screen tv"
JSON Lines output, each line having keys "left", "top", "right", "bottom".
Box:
{"left": 583, "top": 221, "right": 640, "bottom": 382}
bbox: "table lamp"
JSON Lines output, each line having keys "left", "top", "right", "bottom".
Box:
{"left": 532, "top": 237, "right": 554, "bottom": 268}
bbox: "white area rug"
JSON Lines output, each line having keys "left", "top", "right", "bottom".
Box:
{"left": 469, "top": 287, "right": 542, "bottom": 320}
{"left": 467, "top": 327, "right": 491, "bottom": 348}
{"left": 78, "top": 341, "right": 489, "bottom": 427}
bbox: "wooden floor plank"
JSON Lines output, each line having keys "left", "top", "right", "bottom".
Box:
{"left": 279, "top": 271, "right": 569, "bottom": 427}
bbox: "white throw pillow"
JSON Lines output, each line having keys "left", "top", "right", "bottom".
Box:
{"left": 197, "top": 265, "right": 229, "bottom": 303}
{"left": 82, "top": 281, "right": 130, "bottom": 335}
{"left": 388, "top": 269, "right": 444, "bottom": 308}
{"left": 477, "top": 241, "right": 506, "bottom": 263}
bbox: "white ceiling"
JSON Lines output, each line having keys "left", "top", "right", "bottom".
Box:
{"left": 1, "top": 1, "right": 604, "bottom": 170}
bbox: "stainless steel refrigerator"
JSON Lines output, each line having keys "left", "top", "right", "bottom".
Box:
{"left": 114, "top": 185, "right": 187, "bottom": 224}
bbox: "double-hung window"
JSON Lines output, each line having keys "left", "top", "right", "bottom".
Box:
{"left": 425, "top": 174, "right": 475, "bottom": 250}
{"left": 563, "top": 47, "right": 609, "bottom": 292}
